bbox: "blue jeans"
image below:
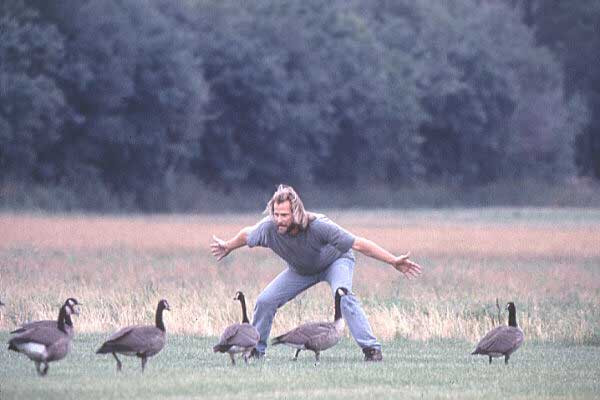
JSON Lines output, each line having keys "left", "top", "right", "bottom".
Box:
{"left": 252, "top": 257, "right": 381, "bottom": 354}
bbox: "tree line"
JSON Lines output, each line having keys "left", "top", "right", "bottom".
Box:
{"left": 1, "top": 0, "right": 597, "bottom": 210}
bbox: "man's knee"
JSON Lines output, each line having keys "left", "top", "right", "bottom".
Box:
{"left": 340, "top": 293, "right": 360, "bottom": 317}
{"left": 254, "top": 292, "right": 279, "bottom": 313}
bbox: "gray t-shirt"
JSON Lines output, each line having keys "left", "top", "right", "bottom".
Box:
{"left": 247, "top": 214, "right": 356, "bottom": 275}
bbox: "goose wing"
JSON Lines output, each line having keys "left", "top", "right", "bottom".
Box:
{"left": 304, "top": 322, "right": 340, "bottom": 350}
{"left": 474, "top": 326, "right": 524, "bottom": 354}
{"left": 126, "top": 326, "right": 166, "bottom": 355}
{"left": 233, "top": 323, "right": 259, "bottom": 347}
{"left": 99, "top": 325, "right": 165, "bottom": 355}
{"left": 105, "top": 325, "right": 140, "bottom": 342}
{"left": 12, "top": 320, "right": 74, "bottom": 337}
{"left": 9, "top": 325, "right": 69, "bottom": 347}
{"left": 217, "top": 323, "right": 240, "bottom": 346}
{"left": 276, "top": 322, "right": 335, "bottom": 346}
{"left": 218, "top": 323, "right": 259, "bottom": 347}
{"left": 11, "top": 320, "right": 56, "bottom": 334}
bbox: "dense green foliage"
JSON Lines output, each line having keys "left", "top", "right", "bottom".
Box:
{"left": 510, "top": 0, "right": 600, "bottom": 179}
{"left": 1, "top": 0, "right": 597, "bottom": 210}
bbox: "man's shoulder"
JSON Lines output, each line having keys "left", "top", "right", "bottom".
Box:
{"left": 246, "top": 216, "right": 276, "bottom": 248}
{"left": 307, "top": 213, "right": 336, "bottom": 230}
{"left": 308, "top": 212, "right": 327, "bottom": 221}
{"left": 254, "top": 216, "right": 275, "bottom": 230}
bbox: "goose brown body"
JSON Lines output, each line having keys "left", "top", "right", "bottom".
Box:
{"left": 96, "top": 299, "right": 170, "bottom": 372}
{"left": 271, "top": 287, "right": 348, "bottom": 363}
{"left": 213, "top": 291, "right": 259, "bottom": 365}
{"left": 472, "top": 302, "right": 524, "bottom": 364}
{"left": 8, "top": 298, "right": 80, "bottom": 376}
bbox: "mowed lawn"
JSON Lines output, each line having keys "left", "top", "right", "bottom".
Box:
{"left": 1, "top": 208, "right": 600, "bottom": 399}
{"left": 0, "top": 334, "right": 599, "bottom": 400}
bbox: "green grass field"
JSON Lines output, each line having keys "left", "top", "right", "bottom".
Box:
{"left": 1, "top": 208, "right": 600, "bottom": 399}
{"left": 1, "top": 334, "right": 599, "bottom": 400}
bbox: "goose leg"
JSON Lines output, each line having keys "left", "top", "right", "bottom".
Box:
{"left": 504, "top": 355, "right": 510, "bottom": 365}
{"left": 229, "top": 353, "right": 236, "bottom": 365}
{"left": 34, "top": 361, "right": 43, "bottom": 376}
{"left": 488, "top": 356, "right": 492, "bottom": 364}
{"left": 41, "top": 362, "right": 49, "bottom": 376}
{"left": 293, "top": 349, "right": 301, "bottom": 361}
{"left": 112, "top": 353, "right": 123, "bottom": 372}
{"left": 141, "top": 355, "right": 147, "bottom": 372}
{"left": 313, "top": 351, "right": 320, "bottom": 366}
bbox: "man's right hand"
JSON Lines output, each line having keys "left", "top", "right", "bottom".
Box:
{"left": 210, "top": 235, "right": 230, "bottom": 261}
{"left": 391, "top": 252, "right": 422, "bottom": 279}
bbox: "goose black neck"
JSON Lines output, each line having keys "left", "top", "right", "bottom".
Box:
{"left": 65, "top": 313, "right": 73, "bottom": 328}
{"left": 57, "top": 305, "right": 68, "bottom": 333}
{"left": 334, "top": 292, "right": 342, "bottom": 321}
{"left": 508, "top": 307, "right": 518, "bottom": 328}
{"left": 156, "top": 304, "right": 166, "bottom": 331}
{"left": 239, "top": 295, "right": 249, "bottom": 323}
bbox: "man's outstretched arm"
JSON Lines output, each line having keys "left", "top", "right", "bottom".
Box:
{"left": 352, "top": 236, "right": 422, "bottom": 279}
{"left": 210, "top": 226, "right": 253, "bottom": 261}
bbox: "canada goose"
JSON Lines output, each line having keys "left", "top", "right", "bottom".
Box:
{"left": 213, "top": 291, "right": 260, "bottom": 365}
{"left": 11, "top": 298, "right": 80, "bottom": 338}
{"left": 8, "top": 297, "right": 80, "bottom": 376}
{"left": 472, "top": 302, "right": 525, "bottom": 364}
{"left": 271, "top": 287, "right": 348, "bottom": 363}
{"left": 96, "top": 299, "right": 170, "bottom": 372}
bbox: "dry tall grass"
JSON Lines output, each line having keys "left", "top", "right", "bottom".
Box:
{"left": 1, "top": 210, "right": 599, "bottom": 345}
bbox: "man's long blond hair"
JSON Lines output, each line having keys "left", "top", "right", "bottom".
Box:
{"left": 265, "top": 184, "right": 314, "bottom": 231}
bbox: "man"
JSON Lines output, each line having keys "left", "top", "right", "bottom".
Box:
{"left": 210, "top": 184, "right": 422, "bottom": 361}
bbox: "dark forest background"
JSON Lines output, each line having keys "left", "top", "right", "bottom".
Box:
{"left": 1, "top": 0, "right": 599, "bottom": 212}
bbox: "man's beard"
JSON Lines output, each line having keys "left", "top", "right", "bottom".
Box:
{"left": 277, "top": 223, "right": 298, "bottom": 235}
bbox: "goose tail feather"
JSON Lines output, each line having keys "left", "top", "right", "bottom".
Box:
{"left": 213, "top": 344, "right": 231, "bottom": 353}
{"left": 271, "top": 336, "right": 284, "bottom": 346}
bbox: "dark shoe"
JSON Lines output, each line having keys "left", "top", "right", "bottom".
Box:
{"left": 249, "top": 348, "right": 265, "bottom": 360}
{"left": 363, "top": 347, "right": 383, "bottom": 362}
